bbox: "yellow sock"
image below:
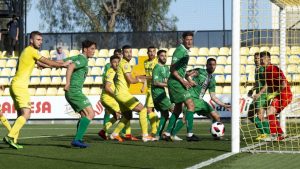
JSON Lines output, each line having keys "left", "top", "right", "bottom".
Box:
{"left": 14, "top": 131, "right": 19, "bottom": 143}
{"left": 0, "top": 115, "right": 11, "bottom": 131}
{"left": 112, "top": 117, "right": 128, "bottom": 135}
{"left": 156, "top": 118, "right": 160, "bottom": 128}
{"left": 125, "top": 121, "right": 131, "bottom": 135}
{"left": 8, "top": 116, "right": 26, "bottom": 138}
{"left": 148, "top": 112, "right": 158, "bottom": 134}
{"left": 139, "top": 108, "right": 148, "bottom": 135}
{"left": 104, "top": 118, "right": 117, "bottom": 132}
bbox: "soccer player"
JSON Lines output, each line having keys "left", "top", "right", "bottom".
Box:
{"left": 3, "top": 31, "right": 71, "bottom": 149}
{"left": 0, "top": 85, "right": 12, "bottom": 133}
{"left": 151, "top": 49, "right": 174, "bottom": 140}
{"left": 143, "top": 46, "right": 159, "bottom": 136}
{"left": 260, "top": 51, "right": 292, "bottom": 141}
{"left": 64, "top": 40, "right": 97, "bottom": 148}
{"left": 98, "top": 55, "right": 138, "bottom": 142}
{"left": 247, "top": 52, "right": 270, "bottom": 140}
{"left": 164, "top": 31, "right": 197, "bottom": 141}
{"left": 110, "top": 45, "right": 153, "bottom": 142}
{"left": 171, "top": 58, "right": 231, "bottom": 138}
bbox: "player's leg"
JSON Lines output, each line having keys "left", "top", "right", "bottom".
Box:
{"left": 184, "top": 98, "right": 197, "bottom": 141}
{"left": 0, "top": 112, "right": 11, "bottom": 132}
{"left": 146, "top": 91, "right": 158, "bottom": 136}
{"left": 164, "top": 103, "right": 182, "bottom": 140}
{"left": 103, "top": 110, "right": 111, "bottom": 126}
{"left": 110, "top": 110, "right": 131, "bottom": 142}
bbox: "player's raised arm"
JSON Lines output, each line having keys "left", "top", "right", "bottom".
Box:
{"left": 38, "top": 56, "right": 71, "bottom": 68}
{"left": 124, "top": 72, "right": 144, "bottom": 84}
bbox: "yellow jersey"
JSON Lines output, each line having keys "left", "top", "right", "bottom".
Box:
{"left": 115, "top": 58, "right": 131, "bottom": 94}
{"left": 144, "top": 58, "right": 158, "bottom": 88}
{"left": 101, "top": 68, "right": 116, "bottom": 100}
{"left": 12, "top": 46, "right": 41, "bottom": 87}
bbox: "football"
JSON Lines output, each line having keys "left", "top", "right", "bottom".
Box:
{"left": 211, "top": 122, "right": 225, "bottom": 138}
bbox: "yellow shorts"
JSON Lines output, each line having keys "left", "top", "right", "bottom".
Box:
{"left": 10, "top": 85, "right": 31, "bottom": 110}
{"left": 145, "top": 89, "right": 154, "bottom": 108}
{"left": 101, "top": 96, "right": 120, "bottom": 114}
{"left": 115, "top": 91, "right": 140, "bottom": 110}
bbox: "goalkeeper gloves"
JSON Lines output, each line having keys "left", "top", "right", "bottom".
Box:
{"left": 267, "top": 92, "right": 279, "bottom": 101}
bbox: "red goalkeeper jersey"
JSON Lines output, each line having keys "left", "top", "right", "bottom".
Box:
{"left": 265, "top": 64, "right": 291, "bottom": 93}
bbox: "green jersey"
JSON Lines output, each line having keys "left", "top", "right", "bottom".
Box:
{"left": 169, "top": 44, "right": 189, "bottom": 81}
{"left": 151, "top": 64, "right": 170, "bottom": 99}
{"left": 190, "top": 68, "right": 216, "bottom": 99}
{"left": 255, "top": 66, "right": 266, "bottom": 93}
{"left": 64, "top": 54, "right": 88, "bottom": 91}
{"left": 102, "top": 63, "right": 111, "bottom": 84}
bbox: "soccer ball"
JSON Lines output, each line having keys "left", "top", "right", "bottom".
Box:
{"left": 211, "top": 122, "right": 225, "bottom": 138}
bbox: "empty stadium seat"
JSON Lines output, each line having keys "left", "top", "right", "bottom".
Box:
{"left": 291, "top": 46, "right": 300, "bottom": 55}
{"left": 287, "top": 64, "right": 298, "bottom": 73}
{"left": 93, "top": 49, "right": 99, "bottom": 57}
{"left": 298, "top": 65, "right": 300, "bottom": 73}
{"left": 99, "top": 49, "right": 109, "bottom": 57}
{"left": 50, "top": 68, "right": 60, "bottom": 76}
{"left": 46, "top": 87, "right": 58, "bottom": 96}
{"left": 132, "top": 48, "right": 139, "bottom": 57}
{"left": 35, "top": 88, "right": 47, "bottom": 96}
{"left": 288, "top": 55, "right": 299, "bottom": 64}
{"left": 216, "top": 56, "right": 227, "bottom": 64}
{"left": 0, "top": 59, "right": 6, "bottom": 68}
{"left": 30, "top": 77, "right": 40, "bottom": 85}
{"left": 60, "top": 68, "right": 67, "bottom": 76}
{"left": 40, "top": 50, "right": 50, "bottom": 58}
{"left": 249, "top": 47, "right": 260, "bottom": 55}
{"left": 214, "top": 65, "right": 225, "bottom": 74}
{"left": 226, "top": 56, "right": 231, "bottom": 64}
{"left": 40, "top": 77, "right": 52, "bottom": 85}
{"left": 138, "top": 48, "right": 148, "bottom": 56}
{"left": 246, "top": 86, "right": 253, "bottom": 93}
{"left": 240, "top": 56, "right": 247, "bottom": 64}
{"left": 168, "top": 48, "right": 176, "bottom": 57}
{"left": 269, "top": 46, "right": 279, "bottom": 55}
{"left": 166, "top": 57, "right": 172, "bottom": 66}
{"left": 90, "top": 67, "right": 102, "bottom": 76}
{"left": 31, "top": 68, "right": 41, "bottom": 76}
{"left": 11, "top": 68, "right": 16, "bottom": 76}
{"left": 0, "top": 77, "right": 9, "bottom": 85}
{"left": 94, "top": 76, "right": 103, "bottom": 85}
{"left": 189, "top": 48, "right": 199, "bottom": 56}
{"left": 1, "top": 68, "right": 11, "bottom": 76}
{"left": 208, "top": 47, "right": 219, "bottom": 56}
{"left": 240, "top": 86, "right": 246, "bottom": 94}
{"left": 95, "top": 58, "right": 106, "bottom": 66}
{"left": 291, "top": 86, "right": 300, "bottom": 94}
{"left": 196, "top": 56, "right": 206, "bottom": 65}
{"left": 108, "top": 49, "right": 115, "bottom": 56}
{"left": 5, "top": 59, "right": 17, "bottom": 68}
{"left": 3, "top": 88, "right": 10, "bottom": 96}
{"left": 286, "top": 74, "right": 292, "bottom": 82}
{"left": 223, "top": 86, "right": 231, "bottom": 94}
{"left": 28, "top": 88, "right": 35, "bottom": 95}
{"left": 1, "top": 51, "right": 6, "bottom": 57}
{"left": 260, "top": 46, "right": 270, "bottom": 52}
{"left": 57, "top": 87, "right": 65, "bottom": 96}
{"left": 82, "top": 87, "right": 90, "bottom": 95}
{"left": 88, "top": 58, "right": 96, "bottom": 66}
{"left": 89, "top": 87, "right": 101, "bottom": 95}
{"left": 198, "top": 47, "right": 209, "bottom": 56}
{"left": 286, "top": 46, "right": 291, "bottom": 55}
{"left": 247, "top": 56, "right": 255, "bottom": 64}
{"left": 69, "top": 50, "right": 80, "bottom": 57}
{"left": 245, "top": 65, "right": 255, "bottom": 74}
{"left": 84, "top": 76, "right": 94, "bottom": 85}
{"left": 215, "top": 86, "right": 223, "bottom": 94}
{"left": 225, "top": 75, "right": 231, "bottom": 83}
{"left": 219, "top": 47, "right": 230, "bottom": 56}
{"left": 240, "top": 75, "right": 247, "bottom": 83}
{"left": 130, "top": 58, "right": 137, "bottom": 66}
{"left": 215, "top": 75, "right": 225, "bottom": 83}
{"left": 240, "top": 65, "right": 246, "bottom": 74}
{"left": 51, "top": 77, "right": 62, "bottom": 85}
{"left": 247, "top": 73, "right": 255, "bottom": 83}
{"left": 188, "top": 57, "right": 197, "bottom": 65}
{"left": 240, "top": 47, "right": 249, "bottom": 56}
{"left": 292, "top": 74, "right": 300, "bottom": 82}
{"left": 40, "top": 68, "right": 51, "bottom": 76}
{"left": 224, "top": 65, "right": 231, "bottom": 74}
{"left": 271, "top": 55, "right": 280, "bottom": 64}
{"left": 61, "top": 77, "right": 66, "bottom": 85}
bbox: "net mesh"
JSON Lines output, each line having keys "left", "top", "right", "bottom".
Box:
{"left": 240, "top": 0, "right": 300, "bottom": 153}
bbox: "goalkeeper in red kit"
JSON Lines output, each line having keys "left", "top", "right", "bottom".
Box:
{"left": 260, "top": 51, "right": 292, "bottom": 141}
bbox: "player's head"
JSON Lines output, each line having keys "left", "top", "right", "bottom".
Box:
{"left": 254, "top": 52, "right": 260, "bottom": 66}
{"left": 114, "top": 49, "right": 122, "bottom": 58}
{"left": 259, "top": 51, "right": 271, "bottom": 66}
{"left": 157, "top": 49, "right": 167, "bottom": 65}
{"left": 206, "top": 58, "right": 217, "bottom": 74}
{"left": 110, "top": 55, "right": 120, "bottom": 70}
{"left": 147, "top": 46, "right": 156, "bottom": 60}
{"left": 82, "top": 40, "right": 96, "bottom": 58}
{"left": 182, "top": 31, "right": 193, "bottom": 49}
{"left": 122, "top": 45, "right": 132, "bottom": 61}
{"left": 30, "top": 31, "right": 43, "bottom": 49}
{"left": 56, "top": 47, "right": 63, "bottom": 54}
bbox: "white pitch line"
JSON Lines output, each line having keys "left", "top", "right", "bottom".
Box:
{"left": 18, "top": 134, "right": 67, "bottom": 140}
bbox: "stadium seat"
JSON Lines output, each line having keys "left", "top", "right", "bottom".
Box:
{"left": 215, "top": 75, "right": 225, "bottom": 83}
{"left": 88, "top": 58, "right": 96, "bottom": 66}
{"left": 0, "top": 59, "right": 6, "bottom": 68}
{"left": 61, "top": 77, "right": 66, "bottom": 85}
{"left": 286, "top": 74, "right": 292, "bottom": 82}
{"left": 31, "top": 68, "right": 41, "bottom": 76}
{"left": 46, "top": 87, "right": 58, "bottom": 96}
{"left": 49, "top": 50, "right": 56, "bottom": 58}
{"left": 69, "top": 50, "right": 80, "bottom": 57}
{"left": 27, "top": 88, "right": 35, "bottom": 95}
{"left": 35, "top": 88, "right": 47, "bottom": 96}
{"left": 240, "top": 65, "right": 246, "bottom": 74}
{"left": 271, "top": 55, "right": 280, "bottom": 64}
{"left": 90, "top": 67, "right": 102, "bottom": 76}
{"left": 214, "top": 65, "right": 225, "bottom": 74}
{"left": 287, "top": 64, "right": 298, "bottom": 73}
{"left": 240, "top": 56, "right": 247, "bottom": 64}
{"left": 3, "top": 88, "right": 10, "bottom": 96}
{"left": 40, "top": 68, "right": 51, "bottom": 76}
{"left": 288, "top": 55, "right": 299, "bottom": 64}
{"left": 40, "top": 77, "right": 52, "bottom": 85}
{"left": 260, "top": 46, "right": 270, "bottom": 52}
{"left": 166, "top": 57, "right": 172, "bottom": 66}
{"left": 240, "top": 75, "right": 247, "bottom": 83}
{"left": 0, "top": 77, "right": 9, "bottom": 85}
{"left": 188, "top": 57, "right": 197, "bottom": 65}
{"left": 168, "top": 48, "right": 176, "bottom": 57}
{"left": 60, "top": 68, "right": 67, "bottom": 76}
{"left": 1, "top": 51, "right": 6, "bottom": 57}
{"left": 89, "top": 87, "right": 101, "bottom": 95}
{"left": 223, "top": 86, "right": 231, "bottom": 94}
{"left": 99, "top": 49, "right": 109, "bottom": 57}
{"left": 215, "top": 86, "right": 223, "bottom": 94}
{"left": 291, "top": 46, "right": 300, "bottom": 55}
{"left": 11, "top": 68, "right": 16, "bottom": 76}
{"left": 130, "top": 58, "right": 137, "bottom": 66}
{"left": 219, "top": 47, "right": 230, "bottom": 56}
{"left": 245, "top": 65, "right": 255, "bottom": 74}
{"left": 247, "top": 73, "right": 255, "bottom": 83}
{"left": 84, "top": 76, "right": 94, "bottom": 85}
{"left": 240, "top": 47, "right": 249, "bottom": 56}
{"left": 291, "top": 86, "right": 300, "bottom": 94}
{"left": 95, "top": 58, "right": 106, "bottom": 66}
{"left": 158, "top": 48, "right": 169, "bottom": 53}
{"left": 196, "top": 56, "right": 207, "bottom": 65}
{"left": 225, "top": 75, "right": 231, "bottom": 83}
{"left": 138, "top": 48, "right": 148, "bottom": 56}
{"left": 82, "top": 87, "right": 90, "bottom": 95}
{"left": 226, "top": 56, "right": 231, "bottom": 64}
{"left": 40, "top": 50, "right": 50, "bottom": 58}
{"left": 57, "top": 87, "right": 65, "bottom": 96}
{"left": 270, "top": 46, "right": 279, "bottom": 55}
{"left": 240, "top": 86, "right": 246, "bottom": 94}
{"left": 246, "top": 86, "right": 253, "bottom": 93}
{"left": 198, "top": 47, "right": 209, "bottom": 56}
{"left": 105, "top": 58, "right": 110, "bottom": 64}
{"left": 0, "top": 68, "right": 12, "bottom": 76}
{"left": 249, "top": 47, "right": 260, "bottom": 55}
{"left": 50, "top": 68, "right": 60, "bottom": 76}
{"left": 247, "top": 56, "right": 255, "bottom": 64}
{"left": 93, "top": 49, "right": 99, "bottom": 57}
{"left": 292, "top": 74, "right": 300, "bottom": 82}
{"left": 5, "top": 59, "right": 17, "bottom": 68}
{"left": 216, "top": 56, "right": 227, "bottom": 64}
{"left": 30, "top": 77, "right": 40, "bottom": 85}
{"left": 189, "top": 48, "right": 199, "bottom": 56}
{"left": 51, "top": 77, "right": 62, "bottom": 85}
{"left": 286, "top": 46, "right": 291, "bottom": 55}
{"left": 224, "top": 65, "right": 231, "bottom": 74}
{"left": 298, "top": 65, "right": 300, "bottom": 73}
{"left": 132, "top": 48, "right": 139, "bottom": 57}
{"left": 108, "top": 49, "right": 115, "bottom": 56}
{"left": 208, "top": 47, "right": 219, "bottom": 56}
{"left": 94, "top": 76, "right": 103, "bottom": 85}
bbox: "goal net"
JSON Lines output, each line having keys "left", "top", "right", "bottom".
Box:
{"left": 239, "top": 0, "right": 300, "bottom": 153}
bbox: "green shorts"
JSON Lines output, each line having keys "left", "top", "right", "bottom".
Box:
{"left": 65, "top": 90, "right": 92, "bottom": 113}
{"left": 184, "top": 98, "right": 214, "bottom": 116}
{"left": 254, "top": 93, "right": 267, "bottom": 109}
{"left": 168, "top": 79, "right": 192, "bottom": 104}
{"left": 153, "top": 93, "right": 173, "bottom": 112}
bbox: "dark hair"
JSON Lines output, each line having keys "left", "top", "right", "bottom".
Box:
{"left": 114, "top": 49, "right": 122, "bottom": 54}
{"left": 260, "top": 51, "right": 271, "bottom": 58}
{"left": 157, "top": 50, "right": 167, "bottom": 56}
{"left": 254, "top": 52, "right": 260, "bottom": 56}
{"left": 122, "top": 45, "right": 131, "bottom": 51}
{"left": 147, "top": 46, "right": 155, "bottom": 51}
{"left": 30, "top": 31, "right": 42, "bottom": 39}
{"left": 82, "top": 40, "right": 96, "bottom": 50}
{"left": 182, "top": 31, "right": 194, "bottom": 39}
{"left": 207, "top": 58, "right": 216, "bottom": 64}
{"left": 110, "top": 55, "right": 120, "bottom": 62}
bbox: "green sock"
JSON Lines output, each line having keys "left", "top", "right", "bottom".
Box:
{"left": 166, "top": 114, "right": 178, "bottom": 133}
{"left": 75, "top": 117, "right": 91, "bottom": 141}
{"left": 262, "top": 121, "right": 270, "bottom": 134}
{"left": 156, "top": 117, "right": 166, "bottom": 136}
{"left": 186, "top": 111, "right": 194, "bottom": 134}
{"left": 172, "top": 119, "right": 185, "bottom": 136}
{"left": 254, "top": 117, "right": 264, "bottom": 134}
{"left": 103, "top": 112, "right": 111, "bottom": 127}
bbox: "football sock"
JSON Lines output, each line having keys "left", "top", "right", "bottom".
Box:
{"left": 103, "top": 112, "right": 111, "bottom": 127}
{"left": 113, "top": 117, "right": 128, "bottom": 135}
{"left": 172, "top": 119, "right": 185, "bottom": 136}
{"left": 166, "top": 114, "right": 178, "bottom": 133}
{"left": 125, "top": 120, "right": 131, "bottom": 135}
{"left": 148, "top": 112, "right": 158, "bottom": 134}
{"left": 0, "top": 115, "right": 11, "bottom": 131}
{"left": 139, "top": 108, "right": 148, "bottom": 135}
{"left": 8, "top": 116, "right": 26, "bottom": 139}
{"left": 75, "top": 117, "right": 91, "bottom": 141}
{"left": 104, "top": 117, "right": 117, "bottom": 132}
{"left": 262, "top": 121, "right": 270, "bottom": 134}
{"left": 186, "top": 111, "right": 194, "bottom": 134}
{"left": 254, "top": 116, "right": 264, "bottom": 134}
{"left": 156, "top": 117, "right": 166, "bottom": 136}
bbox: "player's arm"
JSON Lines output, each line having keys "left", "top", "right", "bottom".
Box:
{"left": 252, "top": 84, "right": 267, "bottom": 100}
{"left": 124, "top": 72, "right": 144, "bottom": 84}
{"left": 104, "top": 82, "right": 115, "bottom": 97}
{"left": 210, "top": 92, "right": 231, "bottom": 111}
{"left": 153, "top": 80, "right": 167, "bottom": 88}
{"left": 38, "top": 56, "right": 70, "bottom": 68}
{"left": 64, "top": 63, "right": 75, "bottom": 91}
{"left": 170, "top": 65, "right": 191, "bottom": 88}
{"left": 185, "top": 69, "right": 197, "bottom": 86}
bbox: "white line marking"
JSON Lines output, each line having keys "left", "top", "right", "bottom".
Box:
{"left": 19, "top": 135, "right": 66, "bottom": 140}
